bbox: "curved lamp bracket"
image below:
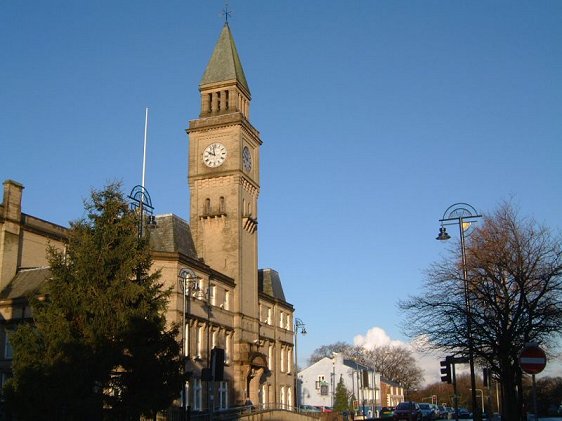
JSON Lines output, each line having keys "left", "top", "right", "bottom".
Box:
{"left": 439, "top": 202, "right": 482, "bottom": 237}
{"left": 128, "top": 185, "right": 154, "bottom": 215}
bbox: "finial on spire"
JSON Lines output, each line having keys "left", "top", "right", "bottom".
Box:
{"left": 222, "top": 1, "right": 232, "bottom": 24}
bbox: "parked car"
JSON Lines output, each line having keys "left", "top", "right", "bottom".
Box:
{"left": 299, "top": 405, "right": 321, "bottom": 413}
{"left": 418, "top": 403, "right": 435, "bottom": 420}
{"left": 442, "top": 407, "right": 454, "bottom": 419}
{"left": 455, "top": 408, "right": 471, "bottom": 419}
{"left": 437, "top": 405, "right": 447, "bottom": 419}
{"left": 380, "top": 406, "right": 395, "bottom": 418}
{"left": 393, "top": 401, "right": 422, "bottom": 420}
{"left": 429, "top": 404, "right": 441, "bottom": 419}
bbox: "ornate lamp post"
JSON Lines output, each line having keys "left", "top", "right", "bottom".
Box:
{"left": 128, "top": 185, "right": 156, "bottom": 284}
{"left": 294, "top": 318, "right": 307, "bottom": 410}
{"left": 178, "top": 268, "right": 200, "bottom": 420}
{"left": 128, "top": 185, "right": 156, "bottom": 238}
{"left": 437, "top": 203, "right": 482, "bottom": 421}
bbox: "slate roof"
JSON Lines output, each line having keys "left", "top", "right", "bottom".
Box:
{"left": 343, "top": 358, "right": 372, "bottom": 372}
{"left": 0, "top": 215, "right": 196, "bottom": 301}
{"left": 149, "top": 214, "right": 198, "bottom": 259}
{"left": 258, "top": 268, "right": 286, "bottom": 302}
{"left": 380, "top": 377, "right": 402, "bottom": 387}
{"left": 200, "top": 23, "right": 250, "bottom": 94}
{"left": 0, "top": 267, "right": 50, "bottom": 300}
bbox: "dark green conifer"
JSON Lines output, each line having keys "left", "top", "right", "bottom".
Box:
{"left": 333, "top": 376, "right": 352, "bottom": 413}
{"left": 4, "top": 183, "right": 183, "bottom": 420}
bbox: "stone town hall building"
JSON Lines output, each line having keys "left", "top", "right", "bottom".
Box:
{"left": 0, "top": 23, "right": 296, "bottom": 412}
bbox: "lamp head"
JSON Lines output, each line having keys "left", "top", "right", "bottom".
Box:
{"left": 436, "top": 226, "right": 451, "bottom": 241}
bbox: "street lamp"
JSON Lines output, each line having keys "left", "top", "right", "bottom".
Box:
{"left": 437, "top": 202, "right": 482, "bottom": 421}
{"left": 178, "top": 268, "right": 200, "bottom": 419}
{"left": 128, "top": 185, "right": 156, "bottom": 285}
{"left": 128, "top": 185, "right": 156, "bottom": 239}
{"left": 294, "top": 318, "right": 307, "bottom": 410}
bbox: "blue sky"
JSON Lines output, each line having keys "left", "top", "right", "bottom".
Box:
{"left": 2, "top": 1, "right": 561, "bottom": 383}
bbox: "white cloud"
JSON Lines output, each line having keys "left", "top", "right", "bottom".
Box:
{"left": 353, "top": 326, "right": 405, "bottom": 349}
{"left": 353, "top": 326, "right": 445, "bottom": 386}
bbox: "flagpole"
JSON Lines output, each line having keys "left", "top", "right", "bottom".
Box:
{"left": 142, "top": 107, "right": 149, "bottom": 189}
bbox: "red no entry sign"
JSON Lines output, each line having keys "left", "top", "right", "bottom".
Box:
{"left": 519, "top": 344, "right": 547, "bottom": 374}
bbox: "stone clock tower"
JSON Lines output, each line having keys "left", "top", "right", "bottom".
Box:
{"left": 187, "top": 23, "right": 262, "bottom": 352}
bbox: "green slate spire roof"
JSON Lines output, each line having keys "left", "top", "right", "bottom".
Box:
{"left": 200, "top": 23, "right": 250, "bottom": 94}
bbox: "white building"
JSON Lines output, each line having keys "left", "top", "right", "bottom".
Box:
{"left": 298, "top": 353, "right": 381, "bottom": 415}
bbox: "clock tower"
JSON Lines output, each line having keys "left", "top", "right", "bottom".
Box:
{"left": 187, "top": 23, "right": 262, "bottom": 342}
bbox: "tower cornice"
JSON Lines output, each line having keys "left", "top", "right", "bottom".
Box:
{"left": 187, "top": 112, "right": 262, "bottom": 145}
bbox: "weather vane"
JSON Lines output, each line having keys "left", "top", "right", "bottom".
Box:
{"left": 222, "top": 1, "right": 232, "bottom": 24}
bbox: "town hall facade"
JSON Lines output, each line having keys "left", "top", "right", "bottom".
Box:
{"left": 0, "top": 23, "right": 296, "bottom": 414}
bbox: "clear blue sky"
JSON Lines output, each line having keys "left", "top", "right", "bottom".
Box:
{"left": 2, "top": 1, "right": 561, "bottom": 383}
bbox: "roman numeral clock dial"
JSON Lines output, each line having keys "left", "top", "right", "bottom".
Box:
{"left": 203, "top": 142, "right": 227, "bottom": 168}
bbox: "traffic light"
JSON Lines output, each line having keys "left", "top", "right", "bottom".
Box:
{"left": 440, "top": 357, "right": 452, "bottom": 384}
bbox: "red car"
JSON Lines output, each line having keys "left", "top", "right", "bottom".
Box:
{"left": 393, "top": 401, "right": 422, "bottom": 421}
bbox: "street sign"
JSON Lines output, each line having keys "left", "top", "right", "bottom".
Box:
{"left": 519, "top": 344, "right": 547, "bottom": 374}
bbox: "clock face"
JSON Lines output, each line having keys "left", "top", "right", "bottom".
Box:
{"left": 242, "top": 146, "right": 252, "bottom": 172}
{"left": 203, "top": 143, "right": 227, "bottom": 168}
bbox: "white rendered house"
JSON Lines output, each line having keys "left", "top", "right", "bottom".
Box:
{"left": 298, "top": 353, "right": 381, "bottom": 414}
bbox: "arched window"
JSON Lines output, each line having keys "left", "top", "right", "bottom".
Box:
{"left": 219, "top": 196, "right": 225, "bottom": 214}
{"left": 205, "top": 198, "right": 211, "bottom": 215}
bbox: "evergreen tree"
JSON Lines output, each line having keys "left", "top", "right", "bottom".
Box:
{"left": 4, "top": 183, "right": 183, "bottom": 420}
{"left": 333, "top": 376, "right": 351, "bottom": 413}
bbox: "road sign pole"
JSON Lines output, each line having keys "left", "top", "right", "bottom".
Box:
{"left": 519, "top": 343, "right": 546, "bottom": 421}
{"left": 452, "top": 362, "right": 459, "bottom": 421}
{"left": 532, "top": 374, "right": 538, "bottom": 421}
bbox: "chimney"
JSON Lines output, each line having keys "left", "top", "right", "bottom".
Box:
{"left": 0, "top": 180, "right": 25, "bottom": 290}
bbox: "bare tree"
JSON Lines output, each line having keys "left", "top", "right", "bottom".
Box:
{"left": 400, "top": 203, "right": 562, "bottom": 420}
{"left": 359, "top": 344, "right": 424, "bottom": 394}
{"left": 308, "top": 342, "right": 353, "bottom": 365}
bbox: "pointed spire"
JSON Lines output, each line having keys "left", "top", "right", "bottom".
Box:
{"left": 200, "top": 23, "right": 250, "bottom": 95}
